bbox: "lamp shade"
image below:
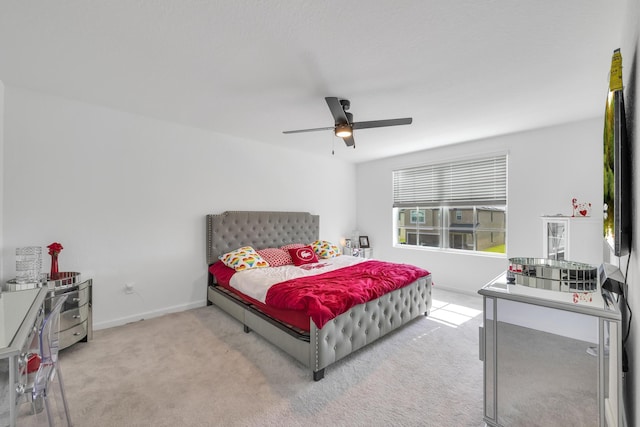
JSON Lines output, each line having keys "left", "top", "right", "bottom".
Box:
{"left": 335, "top": 124, "right": 352, "bottom": 137}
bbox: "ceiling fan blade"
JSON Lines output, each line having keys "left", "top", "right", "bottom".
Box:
{"left": 352, "top": 117, "right": 412, "bottom": 130}
{"left": 283, "top": 126, "right": 335, "bottom": 134}
{"left": 342, "top": 135, "right": 355, "bottom": 147}
{"left": 325, "top": 97, "right": 349, "bottom": 124}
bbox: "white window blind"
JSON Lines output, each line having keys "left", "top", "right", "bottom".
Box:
{"left": 393, "top": 155, "right": 507, "bottom": 207}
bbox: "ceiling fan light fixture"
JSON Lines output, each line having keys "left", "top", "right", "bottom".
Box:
{"left": 335, "top": 124, "right": 352, "bottom": 137}
{"left": 282, "top": 97, "right": 412, "bottom": 149}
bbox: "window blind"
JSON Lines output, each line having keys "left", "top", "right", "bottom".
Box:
{"left": 393, "top": 155, "right": 507, "bottom": 207}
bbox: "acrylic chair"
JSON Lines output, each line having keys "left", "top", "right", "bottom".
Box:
{"left": 31, "top": 294, "right": 72, "bottom": 427}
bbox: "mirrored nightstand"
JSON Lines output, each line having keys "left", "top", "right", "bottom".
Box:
{"left": 342, "top": 247, "right": 373, "bottom": 259}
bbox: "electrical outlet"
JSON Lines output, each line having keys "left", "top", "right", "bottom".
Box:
{"left": 124, "top": 284, "right": 134, "bottom": 294}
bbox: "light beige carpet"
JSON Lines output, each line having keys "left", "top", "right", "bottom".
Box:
{"left": 19, "top": 289, "right": 486, "bottom": 427}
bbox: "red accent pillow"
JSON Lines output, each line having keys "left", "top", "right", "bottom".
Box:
{"left": 288, "top": 246, "right": 319, "bottom": 266}
{"left": 257, "top": 248, "right": 293, "bottom": 267}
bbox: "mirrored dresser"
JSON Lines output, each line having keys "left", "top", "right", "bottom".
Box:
{"left": 46, "top": 275, "right": 93, "bottom": 349}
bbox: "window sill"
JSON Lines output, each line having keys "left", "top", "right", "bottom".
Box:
{"left": 393, "top": 244, "right": 507, "bottom": 258}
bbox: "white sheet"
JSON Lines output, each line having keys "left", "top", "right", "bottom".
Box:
{"left": 230, "top": 255, "right": 366, "bottom": 303}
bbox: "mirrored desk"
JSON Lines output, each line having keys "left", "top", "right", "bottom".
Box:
{"left": 0, "top": 287, "right": 48, "bottom": 427}
{"left": 479, "top": 273, "right": 624, "bottom": 426}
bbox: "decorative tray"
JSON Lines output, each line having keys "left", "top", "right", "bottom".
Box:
{"left": 5, "top": 272, "right": 81, "bottom": 291}
{"left": 507, "top": 258, "right": 598, "bottom": 292}
{"left": 44, "top": 272, "right": 81, "bottom": 288}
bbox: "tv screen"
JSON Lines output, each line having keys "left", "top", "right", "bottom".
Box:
{"left": 603, "top": 49, "right": 631, "bottom": 257}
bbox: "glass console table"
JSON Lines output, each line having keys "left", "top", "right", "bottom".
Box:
{"left": 479, "top": 272, "right": 625, "bottom": 426}
{"left": 0, "top": 287, "right": 48, "bottom": 427}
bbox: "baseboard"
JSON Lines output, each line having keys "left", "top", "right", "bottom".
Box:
{"left": 93, "top": 300, "right": 207, "bottom": 330}
{"left": 433, "top": 284, "right": 482, "bottom": 298}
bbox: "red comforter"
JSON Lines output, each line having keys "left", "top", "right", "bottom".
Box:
{"left": 265, "top": 260, "right": 430, "bottom": 329}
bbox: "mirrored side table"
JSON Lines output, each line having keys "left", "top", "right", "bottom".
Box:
{"left": 44, "top": 274, "right": 92, "bottom": 350}
{"left": 342, "top": 246, "right": 373, "bottom": 259}
{"left": 479, "top": 273, "right": 625, "bottom": 426}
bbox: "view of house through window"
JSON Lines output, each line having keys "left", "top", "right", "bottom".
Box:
{"left": 395, "top": 206, "right": 506, "bottom": 253}
{"left": 393, "top": 155, "right": 507, "bottom": 254}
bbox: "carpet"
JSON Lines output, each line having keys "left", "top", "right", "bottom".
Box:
{"left": 16, "top": 288, "right": 486, "bottom": 427}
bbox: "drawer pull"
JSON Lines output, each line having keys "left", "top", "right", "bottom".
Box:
{"left": 73, "top": 315, "right": 81, "bottom": 319}
{"left": 73, "top": 332, "right": 82, "bottom": 336}
{"left": 73, "top": 298, "right": 81, "bottom": 302}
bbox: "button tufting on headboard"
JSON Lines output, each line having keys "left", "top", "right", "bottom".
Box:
{"left": 206, "top": 211, "right": 320, "bottom": 265}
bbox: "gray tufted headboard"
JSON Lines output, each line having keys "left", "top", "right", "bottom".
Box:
{"left": 206, "top": 211, "right": 320, "bottom": 265}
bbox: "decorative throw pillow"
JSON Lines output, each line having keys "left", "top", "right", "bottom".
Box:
{"left": 280, "top": 243, "right": 305, "bottom": 250}
{"left": 311, "top": 240, "right": 341, "bottom": 258}
{"left": 219, "top": 246, "right": 269, "bottom": 271}
{"left": 288, "top": 246, "right": 319, "bottom": 266}
{"left": 256, "top": 248, "right": 293, "bottom": 267}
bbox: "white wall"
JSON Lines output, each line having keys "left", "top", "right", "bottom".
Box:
{"left": 1, "top": 86, "right": 356, "bottom": 329}
{"left": 355, "top": 118, "right": 603, "bottom": 294}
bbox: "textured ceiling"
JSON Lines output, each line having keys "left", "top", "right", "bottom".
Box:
{"left": 0, "top": 1, "right": 627, "bottom": 163}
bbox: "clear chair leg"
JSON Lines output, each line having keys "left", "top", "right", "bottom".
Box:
{"left": 43, "top": 391, "right": 54, "bottom": 427}
{"left": 55, "top": 367, "right": 72, "bottom": 426}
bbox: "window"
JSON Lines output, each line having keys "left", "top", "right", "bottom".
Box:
{"left": 393, "top": 155, "right": 507, "bottom": 254}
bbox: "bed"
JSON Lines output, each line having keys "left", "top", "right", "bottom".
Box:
{"left": 206, "top": 211, "right": 432, "bottom": 380}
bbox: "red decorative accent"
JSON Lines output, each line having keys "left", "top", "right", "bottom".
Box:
{"left": 571, "top": 198, "right": 592, "bottom": 217}
{"left": 573, "top": 292, "right": 593, "bottom": 304}
{"left": 27, "top": 353, "right": 41, "bottom": 373}
{"left": 50, "top": 253, "right": 59, "bottom": 279}
{"left": 47, "top": 242, "right": 63, "bottom": 279}
{"left": 257, "top": 248, "right": 294, "bottom": 267}
{"left": 288, "top": 246, "right": 319, "bottom": 266}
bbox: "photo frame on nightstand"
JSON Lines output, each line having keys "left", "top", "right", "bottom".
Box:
{"left": 359, "top": 236, "right": 370, "bottom": 248}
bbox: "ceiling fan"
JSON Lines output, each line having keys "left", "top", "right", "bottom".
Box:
{"left": 283, "top": 97, "right": 412, "bottom": 148}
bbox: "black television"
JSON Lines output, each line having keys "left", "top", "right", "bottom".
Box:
{"left": 603, "top": 49, "right": 631, "bottom": 257}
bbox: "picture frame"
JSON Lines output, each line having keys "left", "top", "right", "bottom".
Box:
{"left": 410, "top": 209, "right": 426, "bottom": 224}
{"left": 359, "top": 236, "right": 370, "bottom": 248}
